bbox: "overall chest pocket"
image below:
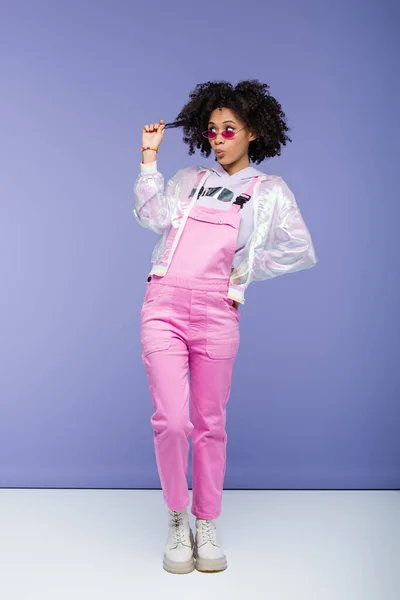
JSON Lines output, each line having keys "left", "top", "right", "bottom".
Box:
{"left": 189, "top": 208, "right": 238, "bottom": 228}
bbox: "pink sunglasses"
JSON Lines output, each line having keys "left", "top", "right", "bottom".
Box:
{"left": 201, "top": 126, "right": 246, "bottom": 140}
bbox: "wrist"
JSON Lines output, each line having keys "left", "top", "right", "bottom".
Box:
{"left": 141, "top": 149, "right": 158, "bottom": 164}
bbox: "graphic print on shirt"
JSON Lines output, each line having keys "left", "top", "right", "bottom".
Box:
{"left": 189, "top": 185, "right": 234, "bottom": 203}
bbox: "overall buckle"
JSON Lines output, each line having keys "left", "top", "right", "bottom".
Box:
{"left": 233, "top": 193, "right": 251, "bottom": 208}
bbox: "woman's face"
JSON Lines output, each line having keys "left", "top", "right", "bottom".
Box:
{"left": 207, "top": 107, "right": 256, "bottom": 166}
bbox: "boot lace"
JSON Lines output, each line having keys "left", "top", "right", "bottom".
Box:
{"left": 200, "top": 519, "right": 218, "bottom": 544}
{"left": 170, "top": 511, "right": 188, "bottom": 545}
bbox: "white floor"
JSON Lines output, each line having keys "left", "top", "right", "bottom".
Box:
{"left": 0, "top": 489, "right": 399, "bottom": 600}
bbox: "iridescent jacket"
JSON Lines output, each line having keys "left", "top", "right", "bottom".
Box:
{"left": 133, "top": 163, "right": 318, "bottom": 304}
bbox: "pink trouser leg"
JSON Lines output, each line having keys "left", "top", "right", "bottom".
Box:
{"left": 143, "top": 337, "right": 193, "bottom": 512}
{"left": 141, "top": 283, "right": 240, "bottom": 518}
{"left": 189, "top": 349, "right": 236, "bottom": 520}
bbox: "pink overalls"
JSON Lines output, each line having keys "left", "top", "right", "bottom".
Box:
{"left": 140, "top": 175, "right": 259, "bottom": 520}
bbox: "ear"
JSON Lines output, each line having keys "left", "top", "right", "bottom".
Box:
{"left": 248, "top": 131, "right": 257, "bottom": 143}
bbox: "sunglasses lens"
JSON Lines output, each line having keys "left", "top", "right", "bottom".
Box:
{"left": 205, "top": 129, "right": 237, "bottom": 139}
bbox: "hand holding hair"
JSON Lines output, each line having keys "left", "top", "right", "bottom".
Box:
{"left": 142, "top": 120, "right": 166, "bottom": 149}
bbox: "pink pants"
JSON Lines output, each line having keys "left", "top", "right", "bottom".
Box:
{"left": 140, "top": 275, "right": 241, "bottom": 519}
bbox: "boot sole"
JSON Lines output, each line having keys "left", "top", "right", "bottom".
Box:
{"left": 163, "top": 555, "right": 195, "bottom": 574}
{"left": 163, "top": 529, "right": 195, "bottom": 574}
{"left": 193, "top": 543, "right": 228, "bottom": 573}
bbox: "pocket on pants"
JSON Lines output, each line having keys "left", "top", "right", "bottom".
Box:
{"left": 205, "top": 291, "right": 240, "bottom": 359}
{"left": 140, "top": 283, "right": 172, "bottom": 358}
{"left": 141, "top": 337, "right": 171, "bottom": 358}
{"left": 142, "top": 282, "right": 167, "bottom": 307}
{"left": 217, "top": 291, "right": 241, "bottom": 322}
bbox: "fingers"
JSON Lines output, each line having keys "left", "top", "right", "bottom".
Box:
{"left": 143, "top": 119, "right": 164, "bottom": 132}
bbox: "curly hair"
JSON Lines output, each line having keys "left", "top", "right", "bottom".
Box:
{"left": 169, "top": 79, "right": 292, "bottom": 165}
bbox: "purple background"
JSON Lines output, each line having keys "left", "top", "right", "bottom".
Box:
{"left": 1, "top": 0, "right": 399, "bottom": 489}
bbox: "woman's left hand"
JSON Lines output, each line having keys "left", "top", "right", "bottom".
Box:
{"left": 232, "top": 300, "right": 240, "bottom": 310}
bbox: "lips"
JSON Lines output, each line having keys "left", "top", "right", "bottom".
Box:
{"left": 215, "top": 150, "right": 225, "bottom": 156}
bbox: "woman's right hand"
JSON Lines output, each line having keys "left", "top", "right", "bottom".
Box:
{"left": 142, "top": 119, "right": 165, "bottom": 148}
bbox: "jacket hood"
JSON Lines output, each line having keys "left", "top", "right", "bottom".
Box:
{"left": 209, "top": 161, "right": 265, "bottom": 180}
{"left": 199, "top": 162, "right": 271, "bottom": 182}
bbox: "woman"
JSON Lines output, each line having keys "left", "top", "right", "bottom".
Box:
{"left": 133, "top": 79, "right": 318, "bottom": 575}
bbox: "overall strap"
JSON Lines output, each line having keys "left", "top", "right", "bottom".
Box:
{"left": 231, "top": 176, "right": 260, "bottom": 212}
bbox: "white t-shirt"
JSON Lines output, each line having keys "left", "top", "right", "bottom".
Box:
{"left": 189, "top": 161, "right": 265, "bottom": 269}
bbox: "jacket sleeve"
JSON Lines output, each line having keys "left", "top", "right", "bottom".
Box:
{"left": 250, "top": 177, "right": 318, "bottom": 282}
{"left": 133, "top": 161, "right": 185, "bottom": 234}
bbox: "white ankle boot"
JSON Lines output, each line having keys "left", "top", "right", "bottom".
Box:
{"left": 163, "top": 509, "right": 195, "bottom": 574}
{"left": 194, "top": 518, "right": 227, "bottom": 572}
